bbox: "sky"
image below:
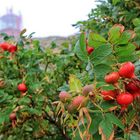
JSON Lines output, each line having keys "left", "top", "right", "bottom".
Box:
{"left": 0, "top": 0, "right": 96, "bottom": 37}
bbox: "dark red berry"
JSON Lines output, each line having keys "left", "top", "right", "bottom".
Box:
{"left": 125, "top": 81, "right": 140, "bottom": 93}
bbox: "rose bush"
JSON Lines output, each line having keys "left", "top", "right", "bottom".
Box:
{"left": 0, "top": 0, "right": 140, "bottom": 139}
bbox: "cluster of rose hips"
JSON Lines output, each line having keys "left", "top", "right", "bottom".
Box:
{"left": 58, "top": 84, "right": 94, "bottom": 113}
{"left": 59, "top": 61, "right": 140, "bottom": 113}
{"left": 0, "top": 42, "right": 17, "bottom": 53}
{"left": 0, "top": 42, "right": 27, "bottom": 125}
{"left": 59, "top": 91, "right": 88, "bottom": 113}
{"left": 101, "top": 61, "right": 140, "bottom": 111}
{"left": 9, "top": 83, "right": 28, "bottom": 127}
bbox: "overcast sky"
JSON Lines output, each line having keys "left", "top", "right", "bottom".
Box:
{"left": 0, "top": 0, "right": 96, "bottom": 37}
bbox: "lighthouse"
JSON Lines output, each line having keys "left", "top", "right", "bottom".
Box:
{"left": 0, "top": 8, "right": 22, "bottom": 37}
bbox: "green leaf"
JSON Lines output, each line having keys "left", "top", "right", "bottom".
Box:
{"left": 133, "top": 18, "right": 140, "bottom": 26}
{"left": 105, "top": 113, "right": 124, "bottom": 129}
{"left": 99, "top": 116, "right": 113, "bottom": 139}
{"left": 89, "top": 114, "right": 102, "bottom": 135}
{"left": 18, "top": 97, "right": 31, "bottom": 105}
{"left": 112, "top": 0, "right": 121, "bottom": 5}
{"left": 0, "top": 113, "right": 6, "bottom": 124}
{"left": 102, "top": 84, "right": 115, "bottom": 90}
{"left": 116, "top": 31, "right": 133, "bottom": 45}
{"left": 126, "top": 110, "right": 136, "bottom": 124}
{"left": 118, "top": 54, "right": 137, "bottom": 63}
{"left": 115, "top": 43, "right": 136, "bottom": 57}
{"left": 88, "top": 32, "right": 107, "bottom": 48}
{"left": 100, "top": 101, "right": 117, "bottom": 110}
{"left": 94, "top": 64, "right": 112, "bottom": 81}
{"left": 90, "top": 44, "right": 112, "bottom": 65}
{"left": 74, "top": 33, "right": 88, "bottom": 62}
{"left": 26, "top": 108, "right": 42, "bottom": 116}
{"left": 69, "top": 74, "right": 82, "bottom": 93}
{"left": 0, "top": 92, "right": 9, "bottom": 103}
{"left": 108, "top": 26, "right": 121, "bottom": 44}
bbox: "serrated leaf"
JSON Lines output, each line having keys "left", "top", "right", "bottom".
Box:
{"left": 88, "top": 32, "right": 107, "bottom": 48}
{"left": 94, "top": 64, "right": 112, "bottom": 81}
{"left": 99, "top": 117, "right": 113, "bottom": 139}
{"left": 90, "top": 44, "right": 112, "bottom": 65}
{"left": 108, "top": 26, "right": 121, "bottom": 44}
{"left": 105, "top": 113, "right": 124, "bottom": 129}
{"left": 89, "top": 114, "right": 102, "bottom": 135}
{"left": 118, "top": 54, "right": 137, "bottom": 63}
{"left": 69, "top": 74, "right": 82, "bottom": 93}
{"left": 116, "top": 30, "right": 135, "bottom": 45}
{"left": 115, "top": 43, "right": 136, "bottom": 57}
{"left": 74, "top": 33, "right": 88, "bottom": 62}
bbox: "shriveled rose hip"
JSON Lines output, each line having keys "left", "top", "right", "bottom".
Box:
{"left": 82, "top": 84, "right": 93, "bottom": 96}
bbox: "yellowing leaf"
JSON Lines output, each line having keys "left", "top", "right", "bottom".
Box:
{"left": 69, "top": 74, "right": 82, "bottom": 93}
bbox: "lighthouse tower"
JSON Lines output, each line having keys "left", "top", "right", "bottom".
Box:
{"left": 0, "top": 8, "right": 22, "bottom": 36}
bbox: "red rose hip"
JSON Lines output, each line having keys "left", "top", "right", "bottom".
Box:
{"left": 119, "top": 62, "right": 135, "bottom": 78}
{"left": 18, "top": 83, "right": 27, "bottom": 92}
{"left": 8, "top": 45, "right": 17, "bottom": 53}
{"left": 116, "top": 92, "right": 133, "bottom": 106}
{"left": 86, "top": 47, "right": 94, "bottom": 55}
{"left": 9, "top": 112, "right": 16, "bottom": 121}
{"left": 101, "top": 90, "right": 117, "bottom": 101}
{"left": 0, "top": 42, "right": 10, "bottom": 51}
{"left": 105, "top": 72, "right": 120, "bottom": 84}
